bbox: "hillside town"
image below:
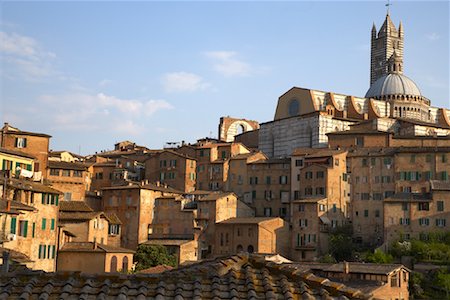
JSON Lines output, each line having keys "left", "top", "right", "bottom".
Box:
{"left": 0, "top": 11, "right": 449, "bottom": 300}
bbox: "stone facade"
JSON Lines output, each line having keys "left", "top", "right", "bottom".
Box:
{"left": 218, "top": 116, "right": 259, "bottom": 143}
{"left": 47, "top": 161, "right": 88, "bottom": 201}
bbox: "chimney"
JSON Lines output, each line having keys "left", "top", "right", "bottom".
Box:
{"left": 343, "top": 261, "right": 350, "bottom": 281}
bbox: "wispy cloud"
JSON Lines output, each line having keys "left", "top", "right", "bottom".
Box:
{"left": 162, "top": 72, "right": 210, "bottom": 93}
{"left": 98, "top": 79, "right": 113, "bottom": 87}
{"left": 426, "top": 32, "right": 440, "bottom": 41}
{"left": 0, "top": 31, "right": 57, "bottom": 81}
{"left": 37, "top": 92, "right": 173, "bottom": 134}
{"left": 205, "top": 51, "right": 252, "bottom": 77}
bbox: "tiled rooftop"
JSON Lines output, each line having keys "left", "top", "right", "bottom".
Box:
{"left": 59, "top": 201, "right": 94, "bottom": 212}
{"left": 0, "top": 253, "right": 370, "bottom": 299}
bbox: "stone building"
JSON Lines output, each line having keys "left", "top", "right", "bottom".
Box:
{"left": 214, "top": 217, "right": 289, "bottom": 257}
{"left": 47, "top": 160, "right": 89, "bottom": 201}
{"left": 383, "top": 180, "right": 449, "bottom": 246}
{"left": 57, "top": 242, "right": 134, "bottom": 273}
{"left": 290, "top": 149, "right": 349, "bottom": 261}
{"left": 258, "top": 13, "right": 450, "bottom": 158}
{"left": 244, "top": 158, "right": 291, "bottom": 219}
{"left": 0, "top": 148, "right": 36, "bottom": 179}
{"left": 144, "top": 150, "right": 197, "bottom": 192}
{"left": 0, "top": 176, "right": 61, "bottom": 272}
{"left": 195, "top": 192, "right": 254, "bottom": 259}
{"left": 0, "top": 123, "right": 51, "bottom": 176}
{"left": 218, "top": 116, "right": 259, "bottom": 142}
{"left": 101, "top": 183, "right": 182, "bottom": 250}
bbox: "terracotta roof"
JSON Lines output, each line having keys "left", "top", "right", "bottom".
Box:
{"left": 430, "top": 180, "right": 450, "bottom": 191}
{"left": 348, "top": 147, "right": 396, "bottom": 157}
{"left": 327, "top": 129, "right": 390, "bottom": 136}
{"left": 218, "top": 217, "right": 279, "bottom": 224}
{"left": 384, "top": 192, "right": 432, "bottom": 202}
{"left": 137, "top": 265, "right": 174, "bottom": 274}
{"left": 104, "top": 212, "right": 122, "bottom": 225}
{"left": 0, "top": 200, "right": 35, "bottom": 213}
{"left": 249, "top": 157, "right": 290, "bottom": 164}
{"left": 292, "top": 148, "right": 346, "bottom": 157}
{"left": 321, "top": 262, "right": 409, "bottom": 275}
{"left": 49, "top": 150, "right": 85, "bottom": 159}
{"left": 48, "top": 161, "right": 87, "bottom": 171}
{"left": 0, "top": 147, "right": 36, "bottom": 159}
{"left": 0, "top": 253, "right": 370, "bottom": 299}
{"left": 102, "top": 183, "right": 184, "bottom": 194}
{"left": 59, "top": 242, "right": 135, "bottom": 254}
{"left": 1, "top": 126, "right": 51, "bottom": 138}
{"left": 59, "top": 201, "right": 93, "bottom": 212}
{"left": 143, "top": 239, "right": 194, "bottom": 246}
{"left": 7, "top": 178, "right": 62, "bottom": 194}
{"left": 198, "top": 192, "right": 235, "bottom": 201}
{"left": 59, "top": 211, "right": 104, "bottom": 221}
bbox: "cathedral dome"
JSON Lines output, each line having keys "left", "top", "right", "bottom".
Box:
{"left": 365, "top": 73, "right": 422, "bottom": 98}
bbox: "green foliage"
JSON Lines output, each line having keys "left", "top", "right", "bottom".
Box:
{"left": 134, "top": 244, "right": 177, "bottom": 271}
{"left": 319, "top": 254, "right": 336, "bottom": 263}
{"left": 436, "top": 270, "right": 450, "bottom": 299}
{"left": 329, "top": 225, "right": 355, "bottom": 262}
{"left": 365, "top": 249, "right": 394, "bottom": 264}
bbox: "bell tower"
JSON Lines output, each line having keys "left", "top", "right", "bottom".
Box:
{"left": 370, "top": 13, "right": 404, "bottom": 85}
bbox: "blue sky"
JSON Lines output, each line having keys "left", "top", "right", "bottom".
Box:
{"left": 1, "top": 1, "right": 449, "bottom": 155}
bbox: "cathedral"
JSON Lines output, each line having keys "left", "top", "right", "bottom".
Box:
{"left": 259, "top": 12, "right": 450, "bottom": 158}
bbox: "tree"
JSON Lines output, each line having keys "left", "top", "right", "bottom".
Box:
{"left": 437, "top": 270, "right": 450, "bottom": 300}
{"left": 329, "top": 225, "right": 355, "bottom": 262}
{"left": 365, "top": 249, "right": 394, "bottom": 264}
{"left": 134, "top": 244, "right": 177, "bottom": 271}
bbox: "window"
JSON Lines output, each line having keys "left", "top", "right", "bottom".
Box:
{"left": 418, "top": 202, "right": 429, "bottom": 211}
{"left": 441, "top": 171, "right": 448, "bottom": 181}
{"left": 50, "top": 219, "right": 55, "bottom": 230}
{"left": 381, "top": 176, "right": 391, "bottom": 183}
{"left": 371, "top": 158, "right": 376, "bottom": 166}
{"left": 332, "top": 204, "right": 337, "bottom": 213}
{"left": 73, "top": 170, "right": 82, "bottom": 177}
{"left": 361, "top": 193, "right": 370, "bottom": 200}
{"left": 265, "top": 176, "right": 271, "bottom": 184}
{"left": 61, "top": 169, "right": 70, "bottom": 177}
{"left": 18, "top": 220, "right": 28, "bottom": 237}
{"left": 316, "top": 187, "right": 325, "bottom": 196}
{"left": 384, "top": 191, "right": 394, "bottom": 198}
{"left": 356, "top": 137, "right": 364, "bottom": 147}
{"left": 442, "top": 154, "right": 447, "bottom": 163}
{"left": 375, "top": 210, "right": 380, "bottom": 218}
{"left": 316, "top": 171, "right": 324, "bottom": 179}
{"left": 10, "top": 217, "right": 17, "bottom": 234}
{"left": 436, "top": 219, "right": 446, "bottom": 227}
{"left": 298, "top": 204, "right": 305, "bottom": 212}
{"left": 419, "top": 218, "right": 430, "bottom": 226}
{"left": 295, "top": 159, "right": 303, "bottom": 167}
{"left": 279, "top": 207, "right": 287, "bottom": 217}
{"left": 50, "top": 169, "right": 60, "bottom": 176}
{"left": 410, "top": 155, "right": 416, "bottom": 163}
{"left": 305, "top": 172, "right": 313, "bottom": 179}
{"left": 294, "top": 190, "right": 300, "bottom": 200}
{"left": 109, "top": 224, "right": 120, "bottom": 235}
{"left": 15, "top": 137, "right": 27, "bottom": 148}
{"left": 299, "top": 219, "right": 308, "bottom": 227}
{"left": 252, "top": 190, "right": 256, "bottom": 199}
{"left": 364, "top": 210, "right": 369, "bottom": 217}
{"left": 373, "top": 193, "right": 383, "bottom": 201}
{"left": 383, "top": 157, "right": 392, "bottom": 165}
{"left": 319, "top": 204, "right": 326, "bottom": 211}
{"left": 42, "top": 218, "right": 47, "bottom": 230}
{"left": 402, "top": 203, "right": 409, "bottom": 211}
{"left": 279, "top": 175, "right": 288, "bottom": 184}
{"left": 64, "top": 192, "right": 72, "bottom": 201}
{"left": 264, "top": 207, "right": 272, "bottom": 217}
{"left": 437, "top": 201, "right": 444, "bottom": 212}
{"left": 362, "top": 158, "right": 368, "bottom": 167}
{"left": 32, "top": 222, "right": 36, "bottom": 237}
{"left": 305, "top": 187, "right": 312, "bottom": 196}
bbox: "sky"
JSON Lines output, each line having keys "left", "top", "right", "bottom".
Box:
{"left": 1, "top": 1, "right": 449, "bottom": 155}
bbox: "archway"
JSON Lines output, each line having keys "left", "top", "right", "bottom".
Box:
{"left": 237, "top": 245, "right": 243, "bottom": 252}
{"left": 122, "top": 256, "right": 129, "bottom": 272}
{"left": 247, "top": 245, "right": 254, "bottom": 253}
{"left": 110, "top": 256, "right": 118, "bottom": 272}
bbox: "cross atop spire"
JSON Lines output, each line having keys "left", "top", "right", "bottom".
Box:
{"left": 386, "top": 0, "right": 392, "bottom": 15}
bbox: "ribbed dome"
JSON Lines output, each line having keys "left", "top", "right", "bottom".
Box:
{"left": 365, "top": 73, "right": 422, "bottom": 98}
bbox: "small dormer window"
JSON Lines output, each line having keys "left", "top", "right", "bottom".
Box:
{"left": 15, "top": 137, "right": 27, "bottom": 148}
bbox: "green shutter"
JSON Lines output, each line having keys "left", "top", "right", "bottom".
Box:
{"left": 1, "top": 159, "right": 5, "bottom": 170}
{"left": 52, "top": 245, "right": 56, "bottom": 259}
{"left": 32, "top": 223, "right": 36, "bottom": 237}
{"left": 51, "top": 219, "right": 55, "bottom": 230}
{"left": 23, "top": 220, "right": 28, "bottom": 237}
{"left": 43, "top": 245, "right": 47, "bottom": 259}
{"left": 55, "top": 195, "right": 59, "bottom": 206}
{"left": 41, "top": 193, "right": 45, "bottom": 204}
{"left": 38, "top": 245, "right": 42, "bottom": 259}
{"left": 42, "top": 218, "right": 46, "bottom": 230}
{"left": 26, "top": 164, "right": 32, "bottom": 171}
{"left": 10, "top": 217, "right": 17, "bottom": 234}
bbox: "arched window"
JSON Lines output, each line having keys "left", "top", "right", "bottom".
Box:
{"left": 110, "top": 256, "right": 118, "bottom": 272}
{"left": 237, "top": 245, "right": 243, "bottom": 252}
{"left": 122, "top": 256, "right": 129, "bottom": 272}
{"left": 247, "top": 245, "right": 254, "bottom": 253}
{"left": 236, "top": 124, "right": 245, "bottom": 135}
